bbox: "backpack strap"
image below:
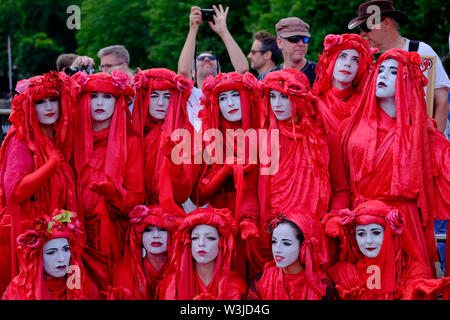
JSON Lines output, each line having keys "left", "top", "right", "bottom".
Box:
{"left": 408, "top": 40, "right": 420, "bottom": 52}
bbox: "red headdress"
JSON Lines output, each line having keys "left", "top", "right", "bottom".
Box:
{"left": 72, "top": 70, "right": 135, "bottom": 193}
{"left": 158, "top": 207, "right": 239, "bottom": 300}
{"left": 340, "top": 49, "right": 436, "bottom": 225}
{"left": 336, "top": 200, "right": 423, "bottom": 294}
{"left": 112, "top": 205, "right": 180, "bottom": 299}
{"left": 313, "top": 33, "right": 375, "bottom": 95}
{"left": 3, "top": 209, "right": 94, "bottom": 300}
{"left": 264, "top": 212, "right": 331, "bottom": 299}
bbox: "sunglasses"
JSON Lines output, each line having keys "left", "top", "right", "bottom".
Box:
{"left": 197, "top": 55, "right": 217, "bottom": 61}
{"left": 359, "top": 18, "right": 386, "bottom": 33}
{"left": 280, "top": 35, "right": 310, "bottom": 44}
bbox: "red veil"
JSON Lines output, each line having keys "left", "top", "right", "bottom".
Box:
{"left": 339, "top": 49, "right": 449, "bottom": 275}
{"left": 131, "top": 68, "right": 193, "bottom": 215}
{"left": 313, "top": 34, "right": 375, "bottom": 133}
{"left": 157, "top": 207, "right": 247, "bottom": 300}
{"left": 328, "top": 200, "right": 429, "bottom": 300}
{"left": 0, "top": 72, "right": 78, "bottom": 294}
{"left": 111, "top": 205, "right": 180, "bottom": 299}
{"left": 2, "top": 209, "right": 98, "bottom": 300}
{"left": 249, "top": 212, "right": 332, "bottom": 300}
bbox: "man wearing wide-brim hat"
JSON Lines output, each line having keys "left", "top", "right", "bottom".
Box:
{"left": 348, "top": 0, "right": 449, "bottom": 134}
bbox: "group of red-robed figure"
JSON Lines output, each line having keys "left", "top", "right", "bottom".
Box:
{"left": 0, "top": 33, "right": 448, "bottom": 300}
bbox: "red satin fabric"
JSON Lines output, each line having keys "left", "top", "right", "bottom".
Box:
{"left": 339, "top": 49, "right": 449, "bottom": 275}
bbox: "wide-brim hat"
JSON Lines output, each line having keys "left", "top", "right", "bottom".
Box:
{"left": 348, "top": 0, "right": 408, "bottom": 30}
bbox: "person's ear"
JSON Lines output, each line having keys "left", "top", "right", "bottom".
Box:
{"left": 276, "top": 37, "right": 283, "bottom": 49}
{"left": 263, "top": 50, "right": 272, "bottom": 62}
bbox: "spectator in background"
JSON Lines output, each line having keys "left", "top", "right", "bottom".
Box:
{"left": 247, "top": 30, "right": 281, "bottom": 77}
{"left": 97, "top": 45, "right": 131, "bottom": 74}
{"left": 348, "top": 0, "right": 450, "bottom": 133}
{"left": 177, "top": 5, "right": 249, "bottom": 132}
{"left": 56, "top": 53, "right": 79, "bottom": 73}
{"left": 259, "top": 17, "right": 317, "bottom": 88}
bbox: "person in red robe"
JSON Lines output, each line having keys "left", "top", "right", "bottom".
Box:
{"left": 0, "top": 72, "right": 78, "bottom": 296}
{"left": 251, "top": 69, "right": 350, "bottom": 271}
{"left": 157, "top": 207, "right": 247, "bottom": 300}
{"left": 2, "top": 209, "right": 99, "bottom": 300}
{"left": 247, "top": 212, "right": 335, "bottom": 300}
{"left": 336, "top": 49, "right": 450, "bottom": 277}
{"left": 71, "top": 70, "right": 145, "bottom": 294}
{"left": 327, "top": 200, "right": 431, "bottom": 300}
{"left": 109, "top": 205, "right": 180, "bottom": 300}
{"left": 192, "top": 72, "right": 260, "bottom": 281}
{"left": 131, "top": 68, "right": 194, "bottom": 215}
{"left": 313, "top": 33, "right": 375, "bottom": 133}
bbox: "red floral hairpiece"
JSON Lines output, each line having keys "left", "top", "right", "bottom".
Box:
{"left": 111, "top": 69, "right": 130, "bottom": 89}
{"left": 385, "top": 209, "right": 405, "bottom": 235}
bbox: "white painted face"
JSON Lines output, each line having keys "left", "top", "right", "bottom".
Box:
{"left": 270, "top": 90, "right": 292, "bottom": 121}
{"left": 142, "top": 224, "right": 168, "bottom": 255}
{"left": 35, "top": 97, "right": 60, "bottom": 125}
{"left": 332, "top": 49, "right": 360, "bottom": 85}
{"left": 42, "top": 237, "right": 71, "bottom": 278}
{"left": 191, "top": 224, "right": 219, "bottom": 265}
{"left": 149, "top": 90, "right": 170, "bottom": 120}
{"left": 218, "top": 90, "right": 242, "bottom": 122}
{"left": 272, "top": 223, "right": 301, "bottom": 269}
{"left": 376, "top": 59, "right": 398, "bottom": 99}
{"left": 355, "top": 223, "right": 385, "bottom": 258}
{"left": 90, "top": 91, "right": 116, "bottom": 123}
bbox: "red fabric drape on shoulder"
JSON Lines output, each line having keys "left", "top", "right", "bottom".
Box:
{"left": 339, "top": 49, "right": 450, "bottom": 276}
{"left": 313, "top": 34, "right": 375, "bottom": 133}
{"left": 132, "top": 69, "right": 194, "bottom": 215}
{"left": 0, "top": 72, "right": 78, "bottom": 295}
{"left": 2, "top": 210, "right": 99, "bottom": 300}
{"left": 157, "top": 207, "right": 247, "bottom": 300}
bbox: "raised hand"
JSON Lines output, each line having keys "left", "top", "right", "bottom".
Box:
{"left": 207, "top": 4, "right": 229, "bottom": 36}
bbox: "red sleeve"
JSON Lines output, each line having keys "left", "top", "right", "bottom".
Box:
{"left": 2, "top": 137, "right": 33, "bottom": 204}
{"left": 326, "top": 131, "right": 350, "bottom": 212}
{"left": 239, "top": 165, "right": 259, "bottom": 224}
{"left": 168, "top": 160, "right": 193, "bottom": 204}
{"left": 431, "top": 130, "right": 450, "bottom": 219}
{"left": 108, "top": 135, "right": 145, "bottom": 215}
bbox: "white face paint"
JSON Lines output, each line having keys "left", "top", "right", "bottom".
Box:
{"left": 218, "top": 90, "right": 242, "bottom": 122}
{"left": 270, "top": 90, "right": 292, "bottom": 121}
{"left": 355, "top": 223, "right": 385, "bottom": 258}
{"left": 332, "top": 49, "right": 360, "bottom": 86}
{"left": 142, "top": 224, "right": 168, "bottom": 255}
{"left": 376, "top": 59, "right": 398, "bottom": 99}
{"left": 191, "top": 224, "right": 219, "bottom": 265}
{"left": 272, "top": 223, "right": 301, "bottom": 269}
{"left": 35, "top": 97, "right": 60, "bottom": 125}
{"left": 149, "top": 90, "right": 170, "bottom": 120}
{"left": 42, "top": 237, "right": 71, "bottom": 278}
{"left": 90, "top": 91, "right": 116, "bottom": 125}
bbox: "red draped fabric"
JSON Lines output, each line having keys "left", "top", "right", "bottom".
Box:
{"left": 339, "top": 49, "right": 450, "bottom": 276}
{"left": 0, "top": 72, "right": 78, "bottom": 295}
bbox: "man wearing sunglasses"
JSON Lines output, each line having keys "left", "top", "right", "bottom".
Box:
{"left": 348, "top": 0, "right": 450, "bottom": 134}
{"left": 248, "top": 30, "right": 281, "bottom": 77}
{"left": 258, "top": 17, "right": 317, "bottom": 88}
